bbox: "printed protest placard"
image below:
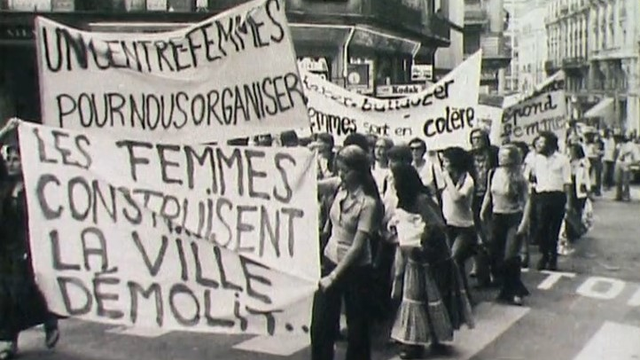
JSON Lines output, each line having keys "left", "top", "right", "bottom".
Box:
{"left": 35, "top": 0, "right": 309, "bottom": 142}
{"left": 19, "top": 121, "right": 319, "bottom": 335}
{"left": 475, "top": 104, "right": 504, "bottom": 145}
{"left": 301, "top": 51, "right": 482, "bottom": 150}
{"left": 499, "top": 71, "right": 567, "bottom": 146}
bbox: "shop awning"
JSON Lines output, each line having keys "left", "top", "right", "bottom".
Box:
{"left": 584, "top": 97, "right": 614, "bottom": 118}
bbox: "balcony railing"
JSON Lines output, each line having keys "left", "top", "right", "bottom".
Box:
{"left": 562, "top": 57, "right": 588, "bottom": 69}
{"left": 1, "top": 0, "right": 450, "bottom": 44}
{"left": 481, "top": 35, "right": 511, "bottom": 60}
{"left": 464, "top": 2, "right": 487, "bottom": 26}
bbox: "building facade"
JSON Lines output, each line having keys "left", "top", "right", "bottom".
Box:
{"left": 546, "top": 0, "right": 639, "bottom": 131}
{"left": 0, "top": 0, "right": 451, "bottom": 122}
{"left": 513, "top": 0, "right": 548, "bottom": 93}
{"left": 463, "top": 0, "right": 511, "bottom": 99}
{"left": 434, "top": 0, "right": 465, "bottom": 77}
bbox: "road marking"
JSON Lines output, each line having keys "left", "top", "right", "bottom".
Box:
{"left": 573, "top": 321, "right": 640, "bottom": 360}
{"left": 388, "top": 302, "right": 530, "bottom": 360}
{"left": 106, "top": 325, "right": 171, "bottom": 338}
{"left": 233, "top": 334, "right": 310, "bottom": 356}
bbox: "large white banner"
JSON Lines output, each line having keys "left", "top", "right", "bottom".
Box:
{"left": 35, "top": 0, "right": 309, "bottom": 142}
{"left": 499, "top": 71, "right": 567, "bottom": 146}
{"left": 302, "top": 51, "right": 482, "bottom": 150}
{"left": 19, "top": 122, "right": 319, "bottom": 335}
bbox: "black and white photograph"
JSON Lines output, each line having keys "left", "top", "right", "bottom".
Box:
{"left": 0, "top": 0, "right": 639, "bottom": 359}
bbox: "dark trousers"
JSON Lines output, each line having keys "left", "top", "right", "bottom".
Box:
{"left": 0, "top": 253, "right": 59, "bottom": 342}
{"left": 602, "top": 161, "right": 615, "bottom": 189}
{"left": 491, "top": 213, "right": 529, "bottom": 298}
{"left": 589, "top": 158, "right": 602, "bottom": 194}
{"left": 311, "top": 262, "right": 372, "bottom": 360}
{"left": 534, "top": 192, "right": 567, "bottom": 265}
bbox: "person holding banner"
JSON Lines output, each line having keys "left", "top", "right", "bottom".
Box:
{"left": 0, "top": 119, "right": 60, "bottom": 360}
{"left": 312, "top": 145, "right": 382, "bottom": 360}
{"left": 480, "top": 144, "right": 531, "bottom": 306}
{"left": 529, "top": 131, "right": 573, "bottom": 271}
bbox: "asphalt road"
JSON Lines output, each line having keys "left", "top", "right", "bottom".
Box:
{"left": 13, "top": 187, "right": 640, "bottom": 360}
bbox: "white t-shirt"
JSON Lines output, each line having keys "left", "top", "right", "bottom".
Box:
{"left": 530, "top": 152, "right": 572, "bottom": 193}
{"left": 441, "top": 172, "right": 475, "bottom": 228}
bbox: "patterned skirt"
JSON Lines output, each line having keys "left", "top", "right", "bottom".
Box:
{"left": 431, "top": 257, "right": 475, "bottom": 331}
{"left": 391, "top": 250, "right": 454, "bottom": 345}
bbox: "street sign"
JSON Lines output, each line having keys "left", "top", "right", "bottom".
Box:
{"left": 376, "top": 84, "right": 427, "bottom": 98}
{"left": 411, "top": 64, "right": 433, "bottom": 82}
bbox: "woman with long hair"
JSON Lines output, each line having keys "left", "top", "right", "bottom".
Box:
{"left": 480, "top": 144, "right": 531, "bottom": 305}
{"left": 439, "top": 147, "right": 476, "bottom": 296}
{"left": 0, "top": 119, "right": 60, "bottom": 359}
{"left": 312, "top": 145, "right": 383, "bottom": 360}
{"left": 389, "top": 164, "right": 473, "bottom": 359}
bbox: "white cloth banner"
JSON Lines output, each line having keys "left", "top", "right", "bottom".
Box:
{"left": 35, "top": 0, "right": 309, "bottom": 143}
{"left": 19, "top": 121, "right": 319, "bottom": 335}
{"left": 499, "top": 71, "right": 567, "bottom": 146}
{"left": 302, "top": 51, "right": 482, "bottom": 150}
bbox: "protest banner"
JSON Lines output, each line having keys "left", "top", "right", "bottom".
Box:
{"left": 18, "top": 121, "right": 319, "bottom": 335}
{"left": 35, "top": 0, "right": 309, "bottom": 142}
{"left": 499, "top": 71, "right": 567, "bottom": 146}
{"left": 301, "top": 51, "right": 482, "bottom": 150}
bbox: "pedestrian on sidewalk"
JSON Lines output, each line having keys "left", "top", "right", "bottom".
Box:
{"left": 584, "top": 132, "right": 603, "bottom": 196}
{"left": 480, "top": 144, "right": 531, "bottom": 306}
{"left": 614, "top": 135, "right": 639, "bottom": 202}
{"left": 601, "top": 129, "right": 617, "bottom": 191}
{"left": 0, "top": 119, "right": 60, "bottom": 360}
{"left": 528, "top": 132, "right": 573, "bottom": 271}
{"left": 563, "top": 143, "right": 591, "bottom": 246}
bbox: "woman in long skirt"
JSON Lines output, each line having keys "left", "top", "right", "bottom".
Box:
{"left": 389, "top": 164, "right": 473, "bottom": 359}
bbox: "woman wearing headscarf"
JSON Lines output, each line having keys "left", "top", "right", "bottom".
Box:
{"left": 480, "top": 144, "right": 531, "bottom": 306}
{"left": 0, "top": 119, "right": 60, "bottom": 359}
{"left": 312, "top": 145, "right": 383, "bottom": 360}
{"left": 388, "top": 164, "right": 473, "bottom": 359}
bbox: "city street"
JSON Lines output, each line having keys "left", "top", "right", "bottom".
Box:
{"left": 14, "top": 187, "right": 640, "bottom": 360}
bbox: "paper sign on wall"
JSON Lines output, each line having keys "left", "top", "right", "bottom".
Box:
{"left": 19, "top": 122, "right": 319, "bottom": 335}
{"left": 35, "top": 0, "right": 309, "bottom": 142}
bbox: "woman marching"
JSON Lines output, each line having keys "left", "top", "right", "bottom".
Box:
{"left": 0, "top": 119, "right": 60, "bottom": 359}
{"left": 312, "top": 145, "right": 383, "bottom": 360}
{"left": 389, "top": 164, "right": 473, "bottom": 359}
{"left": 480, "top": 144, "right": 531, "bottom": 306}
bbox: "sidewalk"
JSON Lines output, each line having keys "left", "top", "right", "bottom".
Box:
{"left": 559, "top": 186, "right": 640, "bottom": 281}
